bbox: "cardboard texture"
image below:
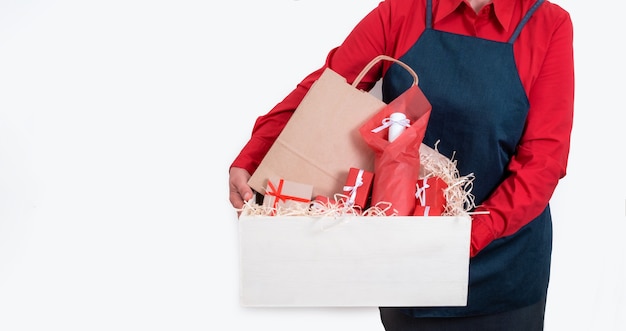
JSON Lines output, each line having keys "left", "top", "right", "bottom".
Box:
{"left": 238, "top": 215, "right": 471, "bottom": 307}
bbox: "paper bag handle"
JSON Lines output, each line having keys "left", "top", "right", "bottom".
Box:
{"left": 352, "top": 55, "right": 419, "bottom": 88}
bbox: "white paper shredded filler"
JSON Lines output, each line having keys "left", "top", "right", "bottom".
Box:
{"left": 239, "top": 142, "right": 477, "bottom": 218}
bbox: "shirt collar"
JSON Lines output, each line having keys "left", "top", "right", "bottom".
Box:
{"left": 434, "top": 0, "right": 515, "bottom": 32}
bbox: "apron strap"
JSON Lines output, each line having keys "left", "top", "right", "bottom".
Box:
{"left": 508, "top": 0, "right": 545, "bottom": 43}
{"left": 426, "top": 0, "right": 433, "bottom": 29}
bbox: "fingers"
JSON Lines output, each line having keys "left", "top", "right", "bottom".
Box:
{"left": 229, "top": 167, "right": 253, "bottom": 210}
{"left": 229, "top": 187, "right": 253, "bottom": 210}
{"left": 229, "top": 190, "right": 245, "bottom": 210}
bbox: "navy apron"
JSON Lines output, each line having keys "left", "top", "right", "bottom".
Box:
{"left": 382, "top": 0, "right": 552, "bottom": 317}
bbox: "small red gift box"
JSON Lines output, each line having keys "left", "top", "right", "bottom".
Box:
{"left": 413, "top": 177, "right": 447, "bottom": 216}
{"left": 311, "top": 195, "right": 334, "bottom": 212}
{"left": 342, "top": 167, "right": 374, "bottom": 209}
{"left": 263, "top": 178, "right": 313, "bottom": 214}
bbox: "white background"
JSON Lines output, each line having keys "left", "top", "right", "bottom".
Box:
{"left": 0, "top": 0, "right": 624, "bottom": 330}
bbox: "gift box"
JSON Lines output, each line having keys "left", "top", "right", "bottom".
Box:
{"left": 310, "top": 195, "right": 342, "bottom": 213}
{"left": 238, "top": 215, "right": 470, "bottom": 307}
{"left": 310, "top": 195, "right": 332, "bottom": 211}
{"left": 342, "top": 167, "right": 374, "bottom": 209}
{"left": 413, "top": 177, "right": 448, "bottom": 216}
{"left": 262, "top": 178, "right": 313, "bottom": 214}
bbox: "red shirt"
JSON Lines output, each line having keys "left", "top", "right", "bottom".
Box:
{"left": 231, "top": 0, "right": 574, "bottom": 254}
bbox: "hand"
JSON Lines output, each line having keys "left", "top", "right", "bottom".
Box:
{"left": 469, "top": 212, "right": 496, "bottom": 258}
{"left": 229, "top": 167, "right": 254, "bottom": 211}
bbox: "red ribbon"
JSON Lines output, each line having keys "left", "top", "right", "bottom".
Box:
{"left": 266, "top": 179, "right": 311, "bottom": 215}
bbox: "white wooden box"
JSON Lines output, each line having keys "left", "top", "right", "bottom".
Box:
{"left": 238, "top": 215, "right": 471, "bottom": 307}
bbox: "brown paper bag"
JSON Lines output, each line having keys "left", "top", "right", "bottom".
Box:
{"left": 248, "top": 55, "right": 420, "bottom": 198}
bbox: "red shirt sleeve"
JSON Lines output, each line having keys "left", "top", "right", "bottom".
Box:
{"left": 471, "top": 5, "right": 575, "bottom": 254}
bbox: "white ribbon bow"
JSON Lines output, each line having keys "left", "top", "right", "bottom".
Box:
{"left": 371, "top": 116, "right": 411, "bottom": 133}
{"left": 415, "top": 178, "right": 431, "bottom": 216}
{"left": 415, "top": 178, "right": 430, "bottom": 206}
{"left": 343, "top": 169, "right": 364, "bottom": 206}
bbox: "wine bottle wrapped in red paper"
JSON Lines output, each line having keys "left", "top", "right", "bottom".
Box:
{"left": 358, "top": 81, "right": 432, "bottom": 215}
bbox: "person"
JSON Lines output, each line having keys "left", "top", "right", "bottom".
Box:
{"left": 229, "top": 0, "right": 574, "bottom": 329}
